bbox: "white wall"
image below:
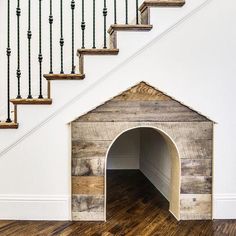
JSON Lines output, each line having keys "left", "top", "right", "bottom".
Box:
{"left": 0, "top": 0, "right": 235, "bottom": 220}
{"left": 140, "top": 128, "right": 171, "bottom": 200}
{"left": 107, "top": 129, "right": 140, "bottom": 170}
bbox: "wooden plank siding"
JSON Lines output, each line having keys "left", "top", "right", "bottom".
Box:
{"left": 71, "top": 82, "right": 213, "bottom": 221}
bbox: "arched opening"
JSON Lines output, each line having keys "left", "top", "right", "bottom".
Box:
{"left": 105, "top": 127, "right": 180, "bottom": 220}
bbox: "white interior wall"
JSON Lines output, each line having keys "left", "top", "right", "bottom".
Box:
{"left": 0, "top": 0, "right": 235, "bottom": 220}
{"left": 107, "top": 129, "right": 140, "bottom": 169}
{"left": 140, "top": 128, "right": 171, "bottom": 200}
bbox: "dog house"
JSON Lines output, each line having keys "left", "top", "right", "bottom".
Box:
{"left": 71, "top": 82, "right": 213, "bottom": 221}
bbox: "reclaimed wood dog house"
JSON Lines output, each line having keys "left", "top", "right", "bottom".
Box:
{"left": 71, "top": 82, "right": 213, "bottom": 221}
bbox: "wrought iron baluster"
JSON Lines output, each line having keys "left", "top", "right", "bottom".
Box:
{"left": 60, "top": 0, "right": 64, "bottom": 74}
{"left": 103, "top": 0, "right": 107, "bottom": 49}
{"left": 49, "top": 0, "right": 53, "bottom": 74}
{"left": 114, "top": 0, "right": 117, "bottom": 24}
{"left": 38, "top": 0, "right": 43, "bottom": 98}
{"left": 16, "top": 0, "right": 22, "bottom": 99}
{"left": 125, "top": 0, "right": 128, "bottom": 24}
{"left": 27, "top": 0, "right": 33, "bottom": 99}
{"left": 92, "top": 0, "right": 96, "bottom": 48}
{"left": 6, "top": 0, "right": 12, "bottom": 122}
{"left": 136, "top": 0, "right": 139, "bottom": 24}
{"left": 71, "top": 0, "right": 75, "bottom": 74}
{"left": 81, "top": 0, "right": 85, "bottom": 49}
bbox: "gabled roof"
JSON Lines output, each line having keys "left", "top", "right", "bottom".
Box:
{"left": 74, "top": 82, "right": 212, "bottom": 123}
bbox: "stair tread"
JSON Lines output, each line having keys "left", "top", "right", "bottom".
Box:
{"left": 139, "top": 0, "right": 185, "bottom": 12}
{"left": 108, "top": 24, "right": 153, "bottom": 34}
{"left": 10, "top": 98, "right": 52, "bottom": 105}
{"left": 0, "top": 122, "right": 18, "bottom": 129}
{"left": 44, "top": 74, "right": 85, "bottom": 80}
{"left": 77, "top": 48, "right": 119, "bottom": 56}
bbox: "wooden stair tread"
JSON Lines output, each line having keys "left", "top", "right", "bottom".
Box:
{"left": 0, "top": 122, "right": 18, "bottom": 129}
{"left": 108, "top": 24, "right": 153, "bottom": 34}
{"left": 44, "top": 74, "right": 85, "bottom": 80}
{"left": 139, "top": 0, "right": 185, "bottom": 12}
{"left": 77, "top": 48, "right": 119, "bottom": 56}
{"left": 10, "top": 98, "right": 52, "bottom": 105}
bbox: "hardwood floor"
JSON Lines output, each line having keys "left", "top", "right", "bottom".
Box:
{"left": 0, "top": 170, "right": 235, "bottom": 236}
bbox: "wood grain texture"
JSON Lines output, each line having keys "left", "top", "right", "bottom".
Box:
{"left": 108, "top": 24, "right": 153, "bottom": 34}
{"left": 72, "top": 140, "right": 110, "bottom": 158}
{"left": 181, "top": 176, "right": 212, "bottom": 194}
{"left": 72, "top": 176, "right": 104, "bottom": 195}
{"left": 77, "top": 49, "right": 119, "bottom": 56}
{"left": 181, "top": 159, "right": 212, "bottom": 176}
{"left": 180, "top": 194, "right": 212, "bottom": 220}
{"left": 75, "top": 82, "right": 210, "bottom": 123}
{"left": 140, "top": 0, "right": 185, "bottom": 12}
{"left": 72, "top": 194, "right": 104, "bottom": 213}
{"left": 0, "top": 122, "right": 18, "bottom": 129}
{"left": 10, "top": 98, "right": 52, "bottom": 105}
{"left": 43, "top": 74, "right": 85, "bottom": 80}
{"left": 72, "top": 157, "right": 105, "bottom": 176}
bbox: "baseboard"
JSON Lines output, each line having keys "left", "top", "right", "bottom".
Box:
{"left": 140, "top": 160, "right": 170, "bottom": 200}
{"left": 0, "top": 195, "right": 70, "bottom": 220}
{"left": 213, "top": 194, "right": 236, "bottom": 219}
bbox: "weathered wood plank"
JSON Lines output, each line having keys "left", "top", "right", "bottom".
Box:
{"left": 72, "top": 194, "right": 104, "bottom": 213}
{"left": 72, "top": 157, "right": 105, "bottom": 176}
{"left": 181, "top": 159, "right": 212, "bottom": 176}
{"left": 72, "top": 176, "right": 104, "bottom": 195}
{"left": 72, "top": 122, "right": 213, "bottom": 143}
{"left": 180, "top": 194, "right": 212, "bottom": 220}
{"left": 181, "top": 176, "right": 212, "bottom": 194}
{"left": 76, "top": 100, "right": 208, "bottom": 123}
{"left": 72, "top": 140, "right": 110, "bottom": 158}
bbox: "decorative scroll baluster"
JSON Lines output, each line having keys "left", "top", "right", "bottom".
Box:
{"left": 114, "top": 0, "right": 117, "bottom": 24}
{"left": 71, "top": 0, "right": 75, "bottom": 74}
{"left": 38, "top": 0, "right": 43, "bottom": 98}
{"left": 103, "top": 0, "right": 107, "bottom": 49}
{"left": 136, "top": 0, "right": 139, "bottom": 24}
{"left": 16, "top": 0, "right": 22, "bottom": 99}
{"left": 6, "top": 0, "right": 12, "bottom": 122}
{"left": 49, "top": 0, "right": 53, "bottom": 74}
{"left": 92, "top": 0, "right": 96, "bottom": 49}
{"left": 125, "top": 0, "right": 128, "bottom": 24}
{"left": 81, "top": 0, "right": 85, "bottom": 49}
{"left": 60, "top": 0, "right": 64, "bottom": 74}
{"left": 27, "top": 0, "right": 32, "bottom": 99}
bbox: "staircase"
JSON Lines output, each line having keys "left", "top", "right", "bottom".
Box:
{"left": 0, "top": 0, "right": 185, "bottom": 129}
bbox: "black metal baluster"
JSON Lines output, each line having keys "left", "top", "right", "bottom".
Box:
{"left": 125, "top": 0, "right": 128, "bottom": 24}
{"left": 81, "top": 0, "right": 85, "bottom": 49}
{"left": 71, "top": 0, "right": 75, "bottom": 73}
{"left": 103, "top": 0, "right": 107, "bottom": 49}
{"left": 114, "top": 0, "right": 117, "bottom": 24}
{"left": 92, "top": 0, "right": 96, "bottom": 49}
{"left": 27, "top": 0, "right": 32, "bottom": 99}
{"left": 6, "top": 0, "right": 12, "bottom": 122}
{"left": 136, "top": 0, "right": 139, "bottom": 24}
{"left": 16, "top": 0, "right": 22, "bottom": 99}
{"left": 60, "top": 0, "right": 64, "bottom": 74}
{"left": 49, "top": 0, "right": 53, "bottom": 74}
{"left": 38, "top": 0, "right": 43, "bottom": 98}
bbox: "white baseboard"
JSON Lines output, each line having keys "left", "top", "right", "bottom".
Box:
{"left": 140, "top": 161, "right": 170, "bottom": 200}
{"left": 213, "top": 194, "right": 236, "bottom": 219}
{"left": 0, "top": 195, "right": 70, "bottom": 220}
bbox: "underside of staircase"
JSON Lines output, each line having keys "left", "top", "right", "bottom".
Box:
{"left": 0, "top": 0, "right": 185, "bottom": 129}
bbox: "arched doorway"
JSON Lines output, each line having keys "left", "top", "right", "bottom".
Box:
{"left": 105, "top": 127, "right": 181, "bottom": 220}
